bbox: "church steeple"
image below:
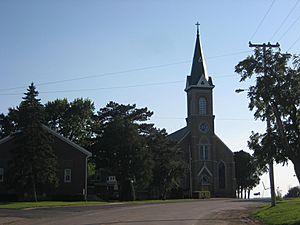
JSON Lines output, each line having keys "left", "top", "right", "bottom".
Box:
{"left": 186, "top": 23, "right": 213, "bottom": 90}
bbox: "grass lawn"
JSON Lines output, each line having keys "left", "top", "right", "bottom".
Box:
{"left": 254, "top": 198, "right": 300, "bottom": 225}
{"left": 0, "top": 199, "right": 195, "bottom": 210}
{"left": 0, "top": 201, "right": 110, "bottom": 209}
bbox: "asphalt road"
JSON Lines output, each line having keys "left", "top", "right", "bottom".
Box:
{"left": 0, "top": 199, "right": 265, "bottom": 225}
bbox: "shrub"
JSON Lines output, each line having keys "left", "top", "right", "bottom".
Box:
{"left": 284, "top": 186, "right": 300, "bottom": 198}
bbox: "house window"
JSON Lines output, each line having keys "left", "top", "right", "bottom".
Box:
{"left": 0, "top": 168, "right": 3, "bottom": 182}
{"left": 219, "top": 162, "right": 226, "bottom": 189}
{"left": 199, "top": 97, "right": 207, "bottom": 115}
{"left": 199, "top": 145, "right": 209, "bottom": 160}
{"left": 64, "top": 169, "right": 71, "bottom": 183}
{"left": 107, "top": 176, "right": 116, "bottom": 182}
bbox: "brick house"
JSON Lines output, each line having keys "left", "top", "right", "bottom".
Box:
{"left": 169, "top": 29, "right": 236, "bottom": 198}
{"left": 0, "top": 125, "right": 92, "bottom": 200}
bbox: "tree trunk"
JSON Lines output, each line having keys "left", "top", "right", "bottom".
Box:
{"left": 291, "top": 157, "right": 300, "bottom": 184}
{"left": 237, "top": 188, "right": 240, "bottom": 199}
{"left": 31, "top": 175, "right": 37, "bottom": 202}
{"left": 247, "top": 189, "right": 250, "bottom": 199}
{"left": 244, "top": 189, "right": 247, "bottom": 199}
{"left": 269, "top": 162, "right": 276, "bottom": 207}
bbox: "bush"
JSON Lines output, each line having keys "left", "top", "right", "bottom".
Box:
{"left": 192, "top": 191, "right": 210, "bottom": 199}
{"left": 284, "top": 186, "right": 300, "bottom": 198}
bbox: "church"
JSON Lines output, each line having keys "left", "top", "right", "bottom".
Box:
{"left": 169, "top": 26, "right": 236, "bottom": 198}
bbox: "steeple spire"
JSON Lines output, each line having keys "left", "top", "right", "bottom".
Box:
{"left": 195, "top": 22, "right": 200, "bottom": 35}
{"left": 189, "top": 23, "right": 209, "bottom": 85}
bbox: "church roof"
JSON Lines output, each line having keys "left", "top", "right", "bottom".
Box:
{"left": 168, "top": 126, "right": 189, "bottom": 143}
{"left": 189, "top": 29, "right": 209, "bottom": 85}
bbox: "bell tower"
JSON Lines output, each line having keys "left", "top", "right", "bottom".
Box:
{"left": 169, "top": 24, "right": 236, "bottom": 197}
{"left": 185, "top": 24, "right": 216, "bottom": 192}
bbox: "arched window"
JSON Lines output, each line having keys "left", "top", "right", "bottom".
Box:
{"left": 198, "top": 137, "right": 209, "bottom": 160}
{"left": 199, "top": 97, "right": 207, "bottom": 115}
{"left": 218, "top": 162, "right": 226, "bottom": 189}
{"left": 200, "top": 175, "right": 210, "bottom": 185}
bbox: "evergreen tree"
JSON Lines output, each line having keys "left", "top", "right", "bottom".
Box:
{"left": 147, "top": 128, "right": 186, "bottom": 199}
{"left": 8, "top": 83, "right": 58, "bottom": 201}
{"left": 92, "top": 101, "right": 153, "bottom": 201}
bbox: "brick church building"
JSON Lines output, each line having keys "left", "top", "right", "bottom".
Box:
{"left": 169, "top": 27, "right": 236, "bottom": 198}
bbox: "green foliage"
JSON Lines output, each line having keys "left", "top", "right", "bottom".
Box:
{"left": 285, "top": 186, "right": 300, "bottom": 198}
{"left": 147, "top": 128, "right": 186, "bottom": 199}
{"left": 1, "top": 90, "right": 187, "bottom": 201}
{"left": 0, "top": 113, "right": 15, "bottom": 139}
{"left": 45, "top": 98, "right": 95, "bottom": 148}
{"left": 235, "top": 49, "right": 300, "bottom": 183}
{"left": 234, "top": 150, "right": 263, "bottom": 198}
{"left": 92, "top": 101, "right": 154, "bottom": 201}
{"left": 255, "top": 198, "right": 300, "bottom": 225}
{"left": 7, "top": 83, "right": 58, "bottom": 201}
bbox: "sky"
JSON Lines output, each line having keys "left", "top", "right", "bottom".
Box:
{"left": 0, "top": 0, "right": 299, "bottom": 197}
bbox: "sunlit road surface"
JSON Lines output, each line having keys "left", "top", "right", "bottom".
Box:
{"left": 0, "top": 198, "right": 265, "bottom": 225}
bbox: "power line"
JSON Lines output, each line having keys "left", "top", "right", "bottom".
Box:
{"left": 287, "top": 34, "right": 300, "bottom": 51}
{"left": 270, "top": 0, "right": 300, "bottom": 41}
{"left": 0, "top": 61, "right": 190, "bottom": 92}
{"left": 0, "top": 74, "right": 238, "bottom": 96}
{"left": 0, "top": 80, "right": 184, "bottom": 96}
{"left": 151, "top": 116, "right": 259, "bottom": 122}
{"left": 250, "top": 0, "right": 276, "bottom": 40}
{"left": 206, "top": 50, "right": 251, "bottom": 59}
{"left": 0, "top": 50, "right": 250, "bottom": 92}
{"left": 278, "top": 11, "right": 300, "bottom": 41}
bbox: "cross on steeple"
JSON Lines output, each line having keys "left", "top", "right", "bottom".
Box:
{"left": 195, "top": 22, "right": 200, "bottom": 35}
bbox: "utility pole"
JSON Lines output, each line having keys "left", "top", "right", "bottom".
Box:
{"left": 249, "top": 41, "right": 280, "bottom": 207}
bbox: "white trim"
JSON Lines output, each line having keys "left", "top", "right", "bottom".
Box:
{"left": 178, "top": 130, "right": 190, "bottom": 144}
{"left": 64, "top": 168, "right": 72, "bottom": 183}
{"left": 197, "top": 163, "right": 213, "bottom": 177}
{"left": 42, "top": 125, "right": 92, "bottom": 157}
{"left": 0, "top": 135, "right": 14, "bottom": 145}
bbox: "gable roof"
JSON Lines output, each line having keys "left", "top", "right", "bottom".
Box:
{"left": 0, "top": 134, "right": 14, "bottom": 145}
{"left": 168, "top": 126, "right": 190, "bottom": 143}
{"left": 0, "top": 125, "right": 92, "bottom": 157}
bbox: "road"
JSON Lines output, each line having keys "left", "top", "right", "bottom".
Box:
{"left": 0, "top": 199, "right": 264, "bottom": 225}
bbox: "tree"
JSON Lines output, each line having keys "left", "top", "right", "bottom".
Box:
{"left": 45, "top": 98, "right": 95, "bottom": 148}
{"left": 7, "top": 83, "right": 58, "bottom": 201}
{"left": 147, "top": 128, "right": 186, "bottom": 200}
{"left": 235, "top": 49, "right": 300, "bottom": 184}
{"left": 284, "top": 186, "right": 300, "bottom": 198}
{"left": 92, "top": 101, "right": 154, "bottom": 201}
{"left": 0, "top": 113, "right": 15, "bottom": 139}
{"left": 234, "top": 150, "right": 262, "bottom": 199}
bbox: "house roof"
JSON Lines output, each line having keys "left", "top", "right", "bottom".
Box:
{"left": 0, "top": 125, "right": 92, "bottom": 157}
{"left": 42, "top": 125, "right": 92, "bottom": 157}
{"left": 0, "top": 134, "right": 14, "bottom": 145}
{"left": 168, "top": 126, "right": 190, "bottom": 143}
